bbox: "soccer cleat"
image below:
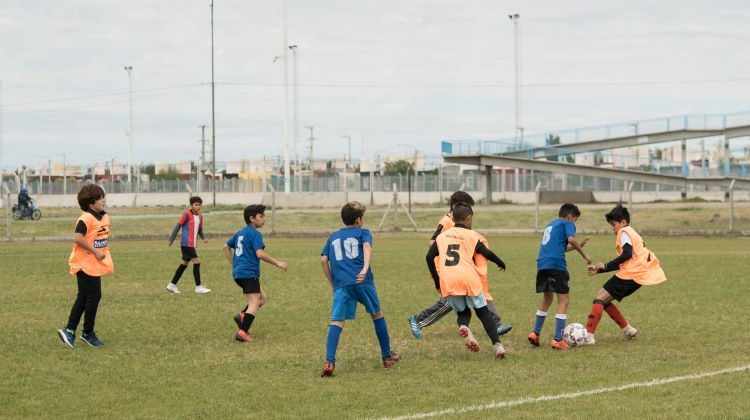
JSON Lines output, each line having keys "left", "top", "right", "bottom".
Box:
{"left": 497, "top": 323, "right": 513, "bottom": 336}
{"left": 382, "top": 352, "right": 401, "bottom": 368}
{"left": 320, "top": 362, "right": 335, "bottom": 377}
{"left": 234, "top": 329, "right": 253, "bottom": 342}
{"left": 550, "top": 339, "right": 569, "bottom": 351}
{"left": 458, "top": 326, "right": 480, "bottom": 352}
{"left": 623, "top": 324, "right": 638, "bottom": 340}
{"left": 527, "top": 331, "right": 540, "bottom": 347}
{"left": 233, "top": 312, "right": 245, "bottom": 328}
{"left": 57, "top": 329, "right": 75, "bottom": 348}
{"left": 81, "top": 331, "right": 104, "bottom": 348}
{"left": 194, "top": 285, "right": 212, "bottom": 294}
{"left": 493, "top": 342, "right": 506, "bottom": 359}
{"left": 165, "top": 283, "right": 181, "bottom": 294}
{"left": 408, "top": 315, "right": 422, "bottom": 339}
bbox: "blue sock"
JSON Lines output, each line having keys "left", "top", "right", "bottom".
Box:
{"left": 554, "top": 314, "right": 567, "bottom": 341}
{"left": 325, "top": 325, "right": 343, "bottom": 363}
{"left": 373, "top": 317, "right": 391, "bottom": 359}
{"left": 533, "top": 310, "right": 547, "bottom": 334}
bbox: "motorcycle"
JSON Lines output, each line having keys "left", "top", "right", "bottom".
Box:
{"left": 12, "top": 199, "right": 42, "bottom": 220}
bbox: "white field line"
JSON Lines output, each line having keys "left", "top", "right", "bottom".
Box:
{"left": 372, "top": 364, "right": 750, "bottom": 420}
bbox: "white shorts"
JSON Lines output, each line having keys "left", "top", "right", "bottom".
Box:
{"left": 447, "top": 292, "right": 487, "bottom": 312}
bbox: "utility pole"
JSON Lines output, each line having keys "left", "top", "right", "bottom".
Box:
{"left": 124, "top": 66, "right": 134, "bottom": 191}
{"left": 210, "top": 0, "right": 217, "bottom": 206}
{"left": 305, "top": 125, "right": 315, "bottom": 174}
{"left": 198, "top": 125, "right": 207, "bottom": 192}
{"left": 509, "top": 13, "right": 523, "bottom": 150}
{"left": 281, "top": 0, "right": 291, "bottom": 193}
{"left": 289, "top": 45, "right": 300, "bottom": 192}
{"left": 0, "top": 80, "right": 3, "bottom": 182}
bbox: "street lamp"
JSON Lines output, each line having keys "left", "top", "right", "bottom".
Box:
{"left": 341, "top": 135, "right": 351, "bottom": 202}
{"left": 124, "top": 66, "right": 134, "bottom": 192}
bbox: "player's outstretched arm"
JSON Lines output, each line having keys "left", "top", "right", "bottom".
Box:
{"left": 257, "top": 249, "right": 288, "bottom": 271}
{"left": 475, "top": 240, "right": 506, "bottom": 271}
{"left": 567, "top": 237, "right": 592, "bottom": 265}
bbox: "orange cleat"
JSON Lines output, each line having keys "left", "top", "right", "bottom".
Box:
{"left": 234, "top": 329, "right": 253, "bottom": 342}
{"left": 550, "top": 339, "right": 569, "bottom": 350}
{"left": 528, "top": 331, "right": 540, "bottom": 347}
{"left": 383, "top": 352, "right": 401, "bottom": 369}
{"left": 320, "top": 362, "right": 335, "bottom": 377}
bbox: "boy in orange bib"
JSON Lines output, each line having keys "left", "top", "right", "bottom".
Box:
{"left": 426, "top": 204, "right": 508, "bottom": 358}
{"left": 57, "top": 184, "right": 113, "bottom": 348}
{"left": 584, "top": 205, "right": 666, "bottom": 344}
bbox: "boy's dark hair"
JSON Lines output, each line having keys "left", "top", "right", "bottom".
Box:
{"left": 341, "top": 201, "right": 366, "bottom": 225}
{"left": 77, "top": 184, "right": 105, "bottom": 211}
{"left": 559, "top": 203, "right": 581, "bottom": 218}
{"left": 605, "top": 204, "right": 630, "bottom": 224}
{"left": 189, "top": 196, "right": 203, "bottom": 205}
{"left": 451, "top": 203, "right": 474, "bottom": 223}
{"left": 449, "top": 191, "right": 474, "bottom": 209}
{"left": 244, "top": 204, "right": 266, "bottom": 225}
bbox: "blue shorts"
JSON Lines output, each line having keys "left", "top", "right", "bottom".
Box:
{"left": 447, "top": 292, "right": 487, "bottom": 313}
{"left": 330, "top": 283, "right": 382, "bottom": 321}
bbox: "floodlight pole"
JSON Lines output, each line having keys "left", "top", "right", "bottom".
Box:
{"left": 509, "top": 13, "right": 523, "bottom": 150}
{"left": 124, "top": 66, "right": 134, "bottom": 191}
{"left": 281, "top": 0, "right": 290, "bottom": 193}
{"left": 210, "top": 0, "right": 217, "bottom": 206}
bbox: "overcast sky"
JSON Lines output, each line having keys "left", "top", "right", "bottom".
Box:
{"left": 1, "top": 0, "right": 749, "bottom": 169}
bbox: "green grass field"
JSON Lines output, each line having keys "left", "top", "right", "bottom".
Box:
{"left": 2, "top": 202, "right": 750, "bottom": 240}
{"left": 1, "top": 229, "right": 749, "bottom": 419}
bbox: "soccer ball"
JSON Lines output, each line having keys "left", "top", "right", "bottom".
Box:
{"left": 563, "top": 323, "right": 588, "bottom": 347}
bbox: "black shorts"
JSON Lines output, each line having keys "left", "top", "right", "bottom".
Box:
{"left": 181, "top": 246, "right": 199, "bottom": 261}
{"left": 234, "top": 277, "right": 261, "bottom": 294}
{"left": 603, "top": 275, "right": 641, "bottom": 301}
{"left": 536, "top": 269, "right": 570, "bottom": 294}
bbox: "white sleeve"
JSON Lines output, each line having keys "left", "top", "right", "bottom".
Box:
{"left": 620, "top": 231, "right": 632, "bottom": 247}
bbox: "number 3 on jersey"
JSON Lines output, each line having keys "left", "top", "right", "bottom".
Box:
{"left": 445, "top": 244, "right": 460, "bottom": 266}
{"left": 332, "top": 237, "right": 359, "bottom": 261}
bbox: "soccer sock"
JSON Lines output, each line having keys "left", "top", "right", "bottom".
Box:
{"left": 456, "top": 308, "right": 472, "bottom": 327}
{"left": 171, "top": 264, "right": 187, "bottom": 284}
{"left": 241, "top": 313, "right": 255, "bottom": 332}
{"left": 192, "top": 263, "right": 201, "bottom": 286}
{"left": 587, "top": 300, "right": 605, "bottom": 334}
{"left": 373, "top": 317, "right": 392, "bottom": 359}
{"left": 554, "top": 314, "right": 567, "bottom": 341}
{"left": 604, "top": 303, "right": 628, "bottom": 329}
{"left": 242, "top": 305, "right": 248, "bottom": 312}
{"left": 533, "top": 310, "right": 547, "bottom": 334}
{"left": 325, "top": 324, "right": 343, "bottom": 363}
{"left": 476, "top": 306, "right": 500, "bottom": 344}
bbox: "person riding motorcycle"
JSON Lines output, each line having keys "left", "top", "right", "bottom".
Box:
{"left": 18, "top": 187, "right": 32, "bottom": 216}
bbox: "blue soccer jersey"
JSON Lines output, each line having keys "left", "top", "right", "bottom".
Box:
{"left": 321, "top": 227, "right": 374, "bottom": 290}
{"left": 537, "top": 218, "right": 576, "bottom": 271}
{"left": 226, "top": 226, "right": 265, "bottom": 279}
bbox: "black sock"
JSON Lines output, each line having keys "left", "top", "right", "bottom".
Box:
{"left": 171, "top": 264, "right": 187, "bottom": 284}
{"left": 476, "top": 306, "right": 500, "bottom": 344}
{"left": 193, "top": 264, "right": 201, "bottom": 286}
{"left": 241, "top": 313, "right": 255, "bottom": 332}
{"left": 242, "top": 305, "right": 248, "bottom": 312}
{"left": 456, "top": 308, "right": 472, "bottom": 326}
